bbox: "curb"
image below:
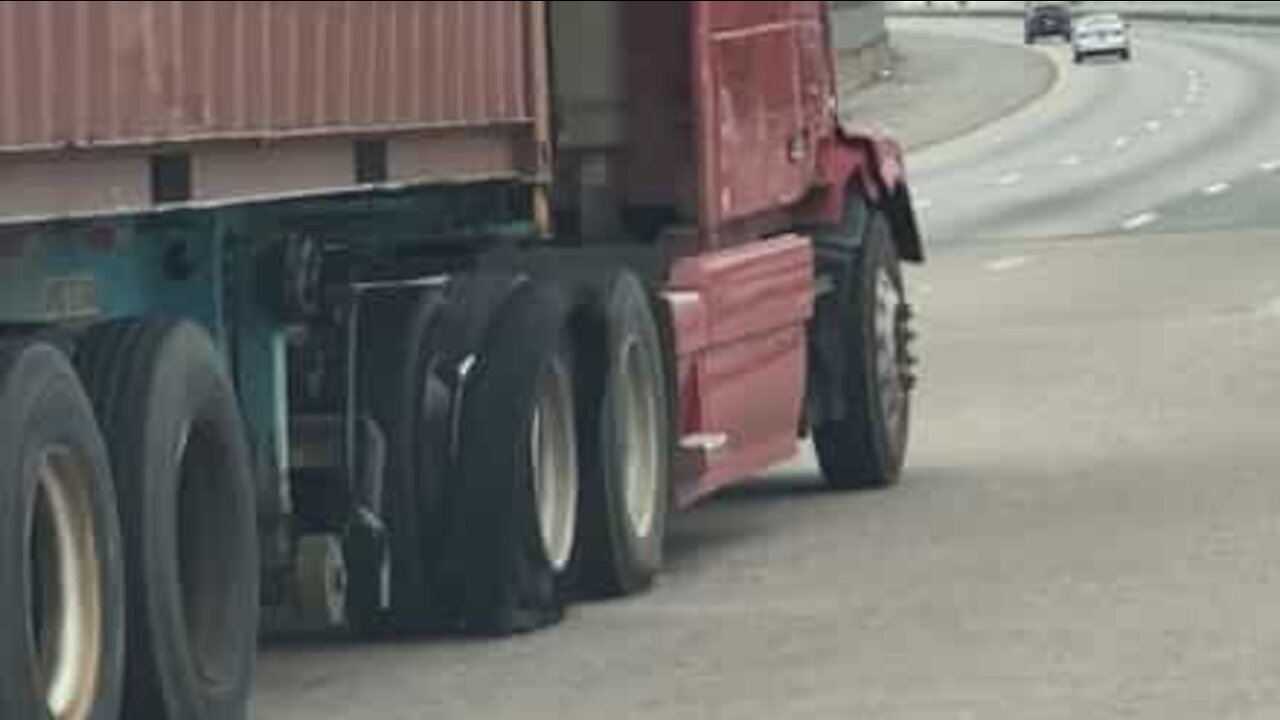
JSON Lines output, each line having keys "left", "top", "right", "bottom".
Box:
{"left": 846, "top": 31, "right": 1062, "bottom": 153}
{"left": 910, "top": 42, "right": 1061, "bottom": 153}
{"left": 889, "top": 9, "right": 1280, "bottom": 27}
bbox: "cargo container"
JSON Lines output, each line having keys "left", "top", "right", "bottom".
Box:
{"left": 0, "top": 2, "right": 923, "bottom": 718}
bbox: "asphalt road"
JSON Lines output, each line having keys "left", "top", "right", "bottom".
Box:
{"left": 906, "top": 20, "right": 1280, "bottom": 242}
{"left": 254, "top": 20, "right": 1280, "bottom": 720}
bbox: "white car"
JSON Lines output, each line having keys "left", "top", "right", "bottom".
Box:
{"left": 1073, "top": 14, "right": 1132, "bottom": 63}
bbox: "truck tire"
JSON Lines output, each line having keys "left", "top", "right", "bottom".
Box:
{"left": 354, "top": 289, "right": 450, "bottom": 634}
{"left": 0, "top": 341, "right": 125, "bottom": 720}
{"left": 575, "top": 272, "right": 672, "bottom": 598}
{"left": 814, "top": 210, "right": 916, "bottom": 491}
{"left": 76, "top": 322, "right": 258, "bottom": 720}
{"left": 444, "top": 282, "right": 579, "bottom": 635}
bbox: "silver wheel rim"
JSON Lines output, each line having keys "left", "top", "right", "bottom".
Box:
{"left": 531, "top": 357, "right": 580, "bottom": 573}
{"left": 30, "top": 447, "right": 103, "bottom": 720}
{"left": 874, "top": 269, "right": 908, "bottom": 434}
{"left": 618, "top": 338, "right": 660, "bottom": 540}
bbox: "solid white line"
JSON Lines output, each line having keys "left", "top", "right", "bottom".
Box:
{"left": 1203, "top": 182, "right": 1231, "bottom": 196}
{"left": 996, "top": 172, "right": 1023, "bottom": 187}
{"left": 986, "top": 255, "right": 1033, "bottom": 273}
{"left": 1062, "top": 155, "right": 1083, "bottom": 167}
{"left": 1123, "top": 212, "right": 1159, "bottom": 231}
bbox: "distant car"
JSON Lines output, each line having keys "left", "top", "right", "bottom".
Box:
{"left": 1072, "top": 14, "right": 1132, "bottom": 63}
{"left": 1025, "top": 2, "right": 1073, "bottom": 44}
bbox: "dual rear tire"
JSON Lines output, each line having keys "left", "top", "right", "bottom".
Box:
{"left": 0, "top": 321, "right": 258, "bottom": 720}
{"left": 431, "top": 271, "right": 673, "bottom": 635}
{"left": 76, "top": 322, "right": 259, "bottom": 720}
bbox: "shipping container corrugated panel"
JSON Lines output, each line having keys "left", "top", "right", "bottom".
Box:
{"left": 0, "top": 1, "right": 539, "bottom": 152}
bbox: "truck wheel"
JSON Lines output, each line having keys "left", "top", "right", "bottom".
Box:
{"left": 0, "top": 342, "right": 125, "bottom": 720}
{"left": 576, "top": 272, "right": 672, "bottom": 598}
{"left": 295, "top": 535, "right": 349, "bottom": 631}
{"left": 76, "top": 322, "right": 258, "bottom": 720}
{"left": 355, "top": 289, "right": 450, "bottom": 635}
{"left": 445, "top": 282, "right": 578, "bottom": 635}
{"left": 815, "top": 210, "right": 916, "bottom": 491}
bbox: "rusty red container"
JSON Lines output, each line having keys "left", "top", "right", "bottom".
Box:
{"left": 0, "top": 0, "right": 541, "bottom": 151}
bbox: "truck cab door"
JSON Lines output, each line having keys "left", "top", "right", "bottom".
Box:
{"left": 692, "top": 1, "right": 812, "bottom": 233}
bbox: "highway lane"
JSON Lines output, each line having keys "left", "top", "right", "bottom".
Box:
{"left": 901, "top": 19, "right": 1280, "bottom": 242}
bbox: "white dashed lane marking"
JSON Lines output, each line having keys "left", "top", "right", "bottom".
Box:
{"left": 1145, "top": 120, "right": 1163, "bottom": 133}
{"left": 1203, "top": 182, "right": 1231, "bottom": 197}
{"left": 985, "top": 255, "right": 1034, "bottom": 273}
{"left": 1114, "top": 137, "right": 1132, "bottom": 150}
{"left": 1123, "top": 212, "right": 1159, "bottom": 231}
{"left": 996, "top": 173, "right": 1023, "bottom": 187}
{"left": 1261, "top": 160, "right": 1280, "bottom": 173}
{"left": 1256, "top": 297, "right": 1280, "bottom": 319}
{"left": 1062, "top": 155, "right": 1083, "bottom": 167}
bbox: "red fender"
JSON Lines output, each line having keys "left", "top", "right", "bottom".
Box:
{"left": 808, "top": 126, "right": 926, "bottom": 263}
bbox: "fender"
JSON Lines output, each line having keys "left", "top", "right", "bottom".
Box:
{"left": 807, "top": 126, "right": 926, "bottom": 264}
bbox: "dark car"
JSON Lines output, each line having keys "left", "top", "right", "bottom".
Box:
{"left": 1025, "top": 2, "right": 1073, "bottom": 44}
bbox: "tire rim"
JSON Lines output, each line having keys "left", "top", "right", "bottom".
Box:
{"left": 618, "top": 337, "right": 660, "bottom": 540}
{"left": 29, "top": 447, "right": 103, "bottom": 720}
{"left": 531, "top": 357, "right": 580, "bottom": 574}
{"left": 874, "top": 269, "right": 908, "bottom": 436}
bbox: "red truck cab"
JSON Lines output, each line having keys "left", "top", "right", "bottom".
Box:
{"left": 548, "top": 1, "right": 923, "bottom": 505}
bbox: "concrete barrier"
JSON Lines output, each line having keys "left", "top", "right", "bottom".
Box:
{"left": 831, "top": 1, "right": 892, "bottom": 91}
{"left": 888, "top": 2, "right": 1280, "bottom": 27}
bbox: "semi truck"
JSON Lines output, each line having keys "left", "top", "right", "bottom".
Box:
{"left": 0, "top": 1, "right": 923, "bottom": 718}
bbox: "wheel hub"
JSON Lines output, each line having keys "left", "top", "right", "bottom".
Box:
{"left": 873, "top": 269, "right": 917, "bottom": 432}
{"left": 531, "top": 358, "right": 580, "bottom": 574}
{"left": 619, "top": 338, "right": 660, "bottom": 540}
